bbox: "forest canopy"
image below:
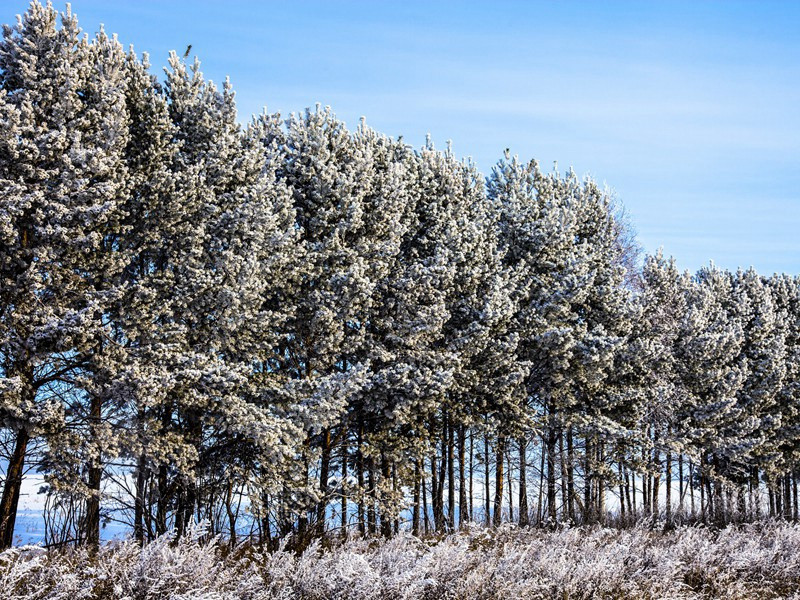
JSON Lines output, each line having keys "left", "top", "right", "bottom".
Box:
{"left": 1, "top": 1, "right": 799, "bottom": 551}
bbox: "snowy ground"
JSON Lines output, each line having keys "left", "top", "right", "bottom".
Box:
{"left": 2, "top": 521, "right": 800, "bottom": 599}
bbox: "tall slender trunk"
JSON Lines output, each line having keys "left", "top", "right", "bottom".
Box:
{"left": 431, "top": 448, "right": 442, "bottom": 532}
{"left": 0, "top": 428, "right": 30, "bottom": 549}
{"left": 379, "top": 456, "right": 392, "bottom": 538}
{"left": 651, "top": 429, "right": 660, "bottom": 524}
{"left": 458, "top": 425, "right": 467, "bottom": 529}
{"left": 367, "top": 458, "right": 376, "bottom": 534}
{"left": 484, "top": 434, "right": 491, "bottom": 526}
{"left": 422, "top": 469, "right": 430, "bottom": 535}
{"left": 447, "top": 418, "right": 455, "bottom": 531}
{"left": 566, "top": 427, "right": 575, "bottom": 523}
{"left": 316, "top": 428, "right": 331, "bottom": 535}
{"left": 584, "top": 435, "right": 593, "bottom": 524}
{"left": 357, "top": 427, "right": 365, "bottom": 535}
{"left": 536, "top": 438, "right": 545, "bottom": 524}
{"left": 665, "top": 443, "right": 672, "bottom": 527}
{"left": 784, "top": 474, "right": 792, "bottom": 520}
{"left": 493, "top": 436, "right": 505, "bottom": 527}
{"left": 546, "top": 424, "right": 557, "bottom": 524}
{"left": 678, "top": 454, "right": 684, "bottom": 517}
{"left": 618, "top": 459, "right": 626, "bottom": 521}
{"left": 507, "top": 444, "right": 514, "bottom": 522}
{"left": 341, "top": 440, "right": 348, "bottom": 533}
{"left": 518, "top": 436, "right": 529, "bottom": 526}
{"left": 597, "top": 441, "right": 605, "bottom": 524}
{"left": 134, "top": 453, "right": 147, "bottom": 545}
{"left": 412, "top": 460, "right": 421, "bottom": 536}
{"left": 468, "top": 429, "right": 474, "bottom": 523}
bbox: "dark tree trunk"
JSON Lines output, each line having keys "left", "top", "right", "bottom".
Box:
{"left": 447, "top": 418, "right": 455, "bottom": 531}
{"left": 412, "top": 460, "right": 421, "bottom": 536}
{"left": 484, "top": 434, "right": 491, "bottom": 526}
{"left": 85, "top": 393, "right": 103, "bottom": 550}
{"left": 458, "top": 425, "right": 467, "bottom": 529}
{"left": 316, "top": 428, "right": 331, "bottom": 535}
{"left": 341, "top": 440, "right": 348, "bottom": 533}
{"left": 493, "top": 436, "right": 505, "bottom": 527}
{"left": 367, "top": 459, "right": 376, "bottom": 535}
{"left": 566, "top": 427, "right": 575, "bottom": 523}
{"left": 0, "top": 428, "right": 30, "bottom": 549}
{"left": 357, "top": 427, "right": 365, "bottom": 535}
{"left": 380, "top": 456, "right": 392, "bottom": 538}
{"left": 584, "top": 435, "right": 593, "bottom": 524}
{"left": 546, "top": 425, "right": 557, "bottom": 525}
{"left": 665, "top": 445, "right": 672, "bottom": 527}
{"left": 468, "top": 429, "right": 474, "bottom": 522}
{"left": 518, "top": 436, "right": 529, "bottom": 527}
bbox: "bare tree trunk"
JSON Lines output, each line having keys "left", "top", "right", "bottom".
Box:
{"left": 316, "top": 428, "right": 331, "bottom": 535}
{"left": 357, "top": 427, "right": 365, "bottom": 535}
{"left": 447, "top": 418, "right": 455, "bottom": 532}
{"left": 584, "top": 435, "right": 593, "bottom": 524}
{"left": 412, "top": 460, "right": 421, "bottom": 536}
{"left": 484, "top": 433, "right": 491, "bottom": 526}
{"left": 665, "top": 444, "right": 672, "bottom": 528}
{"left": 546, "top": 424, "right": 557, "bottom": 524}
{"left": 493, "top": 436, "right": 505, "bottom": 527}
{"left": 518, "top": 436, "right": 529, "bottom": 526}
{"left": 422, "top": 469, "right": 430, "bottom": 535}
{"left": 458, "top": 425, "right": 467, "bottom": 529}
{"left": 85, "top": 393, "right": 103, "bottom": 550}
{"left": 597, "top": 441, "right": 605, "bottom": 524}
{"left": 380, "top": 456, "right": 392, "bottom": 538}
{"left": 784, "top": 474, "right": 792, "bottom": 520}
{"left": 468, "top": 429, "right": 474, "bottom": 523}
{"left": 651, "top": 431, "right": 660, "bottom": 525}
{"left": 134, "top": 453, "right": 147, "bottom": 545}
{"left": 618, "top": 459, "right": 626, "bottom": 521}
{"left": 566, "top": 427, "right": 575, "bottom": 523}
{"left": 341, "top": 440, "right": 348, "bottom": 534}
{"left": 0, "top": 428, "right": 30, "bottom": 549}
{"left": 367, "top": 458, "right": 376, "bottom": 535}
{"left": 678, "top": 454, "right": 684, "bottom": 517}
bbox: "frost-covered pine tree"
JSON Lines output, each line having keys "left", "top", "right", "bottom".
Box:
{"left": 0, "top": 2, "right": 133, "bottom": 548}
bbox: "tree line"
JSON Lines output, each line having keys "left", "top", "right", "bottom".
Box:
{"left": 1, "top": 2, "right": 798, "bottom": 550}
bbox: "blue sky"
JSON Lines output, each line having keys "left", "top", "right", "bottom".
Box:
{"left": 5, "top": 0, "right": 799, "bottom": 274}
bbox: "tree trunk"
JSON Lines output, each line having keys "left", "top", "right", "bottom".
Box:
{"left": 0, "top": 428, "right": 30, "bottom": 549}
{"left": 493, "top": 436, "right": 505, "bottom": 527}
{"left": 380, "top": 456, "right": 392, "bottom": 538}
{"left": 468, "top": 429, "right": 474, "bottom": 523}
{"left": 518, "top": 436, "right": 529, "bottom": 526}
{"left": 341, "top": 440, "right": 348, "bottom": 533}
{"left": 566, "top": 427, "right": 575, "bottom": 523}
{"left": 665, "top": 445, "right": 672, "bottom": 527}
{"left": 85, "top": 392, "right": 103, "bottom": 550}
{"left": 447, "top": 418, "right": 455, "bottom": 532}
{"left": 584, "top": 435, "right": 593, "bottom": 524}
{"left": 357, "top": 427, "right": 365, "bottom": 535}
{"left": 458, "top": 425, "right": 467, "bottom": 529}
{"left": 316, "top": 428, "right": 331, "bottom": 535}
{"left": 546, "top": 425, "right": 557, "bottom": 524}
{"left": 134, "top": 453, "right": 147, "bottom": 545}
{"left": 412, "top": 460, "right": 421, "bottom": 536}
{"left": 484, "top": 433, "right": 491, "bottom": 526}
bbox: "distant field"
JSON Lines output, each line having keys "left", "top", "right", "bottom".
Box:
{"left": 2, "top": 521, "right": 800, "bottom": 599}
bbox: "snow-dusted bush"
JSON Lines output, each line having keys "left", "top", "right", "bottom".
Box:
{"left": 2, "top": 521, "right": 800, "bottom": 599}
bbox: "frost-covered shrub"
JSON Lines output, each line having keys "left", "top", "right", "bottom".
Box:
{"left": 2, "top": 522, "right": 800, "bottom": 599}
